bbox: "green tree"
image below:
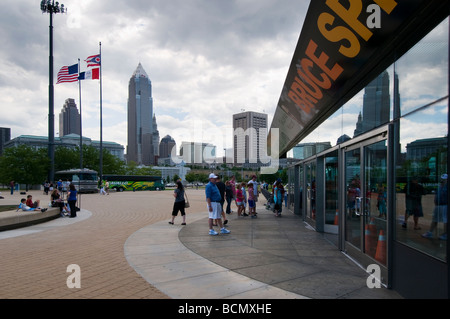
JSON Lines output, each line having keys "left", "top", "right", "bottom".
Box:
{"left": 0, "top": 145, "right": 49, "bottom": 189}
{"left": 185, "top": 172, "right": 197, "bottom": 183}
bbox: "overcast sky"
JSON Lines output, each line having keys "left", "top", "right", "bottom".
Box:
{"left": 1, "top": 0, "right": 310, "bottom": 156}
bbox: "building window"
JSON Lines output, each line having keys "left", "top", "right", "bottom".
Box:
{"left": 395, "top": 18, "right": 448, "bottom": 261}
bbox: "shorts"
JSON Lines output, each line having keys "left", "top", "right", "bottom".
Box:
{"left": 248, "top": 199, "right": 255, "bottom": 208}
{"left": 172, "top": 200, "right": 186, "bottom": 216}
{"left": 236, "top": 201, "right": 243, "bottom": 206}
{"left": 432, "top": 205, "right": 447, "bottom": 223}
{"left": 405, "top": 206, "right": 423, "bottom": 218}
{"left": 208, "top": 202, "right": 222, "bottom": 219}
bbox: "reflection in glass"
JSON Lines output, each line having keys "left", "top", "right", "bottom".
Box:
{"left": 364, "top": 141, "right": 387, "bottom": 265}
{"left": 396, "top": 111, "right": 447, "bottom": 261}
{"left": 325, "top": 151, "right": 338, "bottom": 225}
{"left": 306, "top": 162, "right": 316, "bottom": 220}
{"left": 394, "top": 17, "right": 448, "bottom": 262}
{"left": 345, "top": 148, "right": 361, "bottom": 249}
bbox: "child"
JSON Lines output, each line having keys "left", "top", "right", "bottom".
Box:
{"left": 236, "top": 183, "right": 245, "bottom": 217}
{"left": 241, "top": 182, "right": 248, "bottom": 216}
{"left": 19, "top": 198, "right": 47, "bottom": 212}
{"left": 26, "top": 195, "right": 40, "bottom": 209}
{"left": 247, "top": 182, "right": 256, "bottom": 218}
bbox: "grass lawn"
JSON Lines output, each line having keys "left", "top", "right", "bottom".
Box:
{"left": 0, "top": 205, "right": 18, "bottom": 213}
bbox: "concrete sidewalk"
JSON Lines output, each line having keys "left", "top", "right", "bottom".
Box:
{"left": 0, "top": 189, "right": 403, "bottom": 299}
{"left": 125, "top": 207, "right": 403, "bottom": 299}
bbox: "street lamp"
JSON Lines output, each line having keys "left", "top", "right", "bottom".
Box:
{"left": 40, "top": 0, "right": 66, "bottom": 184}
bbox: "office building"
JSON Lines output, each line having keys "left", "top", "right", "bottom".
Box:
{"left": 59, "top": 98, "right": 81, "bottom": 137}
{"left": 292, "top": 142, "right": 331, "bottom": 160}
{"left": 233, "top": 111, "right": 268, "bottom": 167}
{"left": 127, "top": 63, "right": 159, "bottom": 166}
{"left": 159, "top": 135, "right": 176, "bottom": 159}
{"left": 0, "top": 127, "right": 11, "bottom": 155}
{"left": 4, "top": 134, "right": 124, "bottom": 161}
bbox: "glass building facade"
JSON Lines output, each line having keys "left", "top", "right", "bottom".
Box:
{"left": 284, "top": 12, "right": 448, "bottom": 298}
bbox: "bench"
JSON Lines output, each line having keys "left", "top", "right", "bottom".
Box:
{"left": 0, "top": 207, "right": 61, "bottom": 232}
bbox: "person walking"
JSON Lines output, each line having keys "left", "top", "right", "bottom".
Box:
{"left": 422, "top": 174, "right": 448, "bottom": 240}
{"left": 10, "top": 180, "right": 14, "bottom": 195}
{"left": 100, "top": 180, "right": 107, "bottom": 195}
{"left": 215, "top": 175, "right": 228, "bottom": 225}
{"left": 169, "top": 181, "right": 186, "bottom": 225}
{"left": 205, "top": 173, "right": 230, "bottom": 236}
{"left": 225, "top": 180, "right": 233, "bottom": 215}
{"left": 402, "top": 177, "right": 426, "bottom": 230}
{"left": 67, "top": 183, "right": 78, "bottom": 218}
{"left": 273, "top": 180, "right": 284, "bottom": 217}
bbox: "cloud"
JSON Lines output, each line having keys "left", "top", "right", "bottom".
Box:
{"left": 1, "top": 0, "right": 308, "bottom": 157}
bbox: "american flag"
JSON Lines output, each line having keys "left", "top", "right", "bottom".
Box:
{"left": 85, "top": 54, "right": 101, "bottom": 68}
{"left": 56, "top": 64, "right": 78, "bottom": 84}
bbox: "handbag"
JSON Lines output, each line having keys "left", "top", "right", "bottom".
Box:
{"left": 184, "top": 192, "right": 190, "bottom": 208}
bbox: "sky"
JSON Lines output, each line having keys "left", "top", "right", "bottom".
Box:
{"left": 1, "top": 0, "right": 310, "bottom": 157}
{"left": 1, "top": 1, "right": 447, "bottom": 161}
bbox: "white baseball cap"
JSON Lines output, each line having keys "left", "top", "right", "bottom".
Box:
{"left": 209, "top": 173, "right": 218, "bottom": 179}
{"left": 441, "top": 174, "right": 448, "bottom": 180}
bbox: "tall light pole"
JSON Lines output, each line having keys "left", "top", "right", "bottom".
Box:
{"left": 40, "top": 0, "right": 65, "bottom": 184}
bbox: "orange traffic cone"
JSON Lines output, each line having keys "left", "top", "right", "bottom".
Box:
{"left": 334, "top": 210, "right": 339, "bottom": 225}
{"left": 375, "top": 229, "right": 386, "bottom": 265}
{"left": 364, "top": 225, "right": 375, "bottom": 257}
{"left": 368, "top": 217, "right": 377, "bottom": 234}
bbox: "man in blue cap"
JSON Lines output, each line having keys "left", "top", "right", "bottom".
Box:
{"left": 205, "top": 173, "right": 230, "bottom": 236}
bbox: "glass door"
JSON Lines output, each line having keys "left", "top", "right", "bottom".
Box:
{"left": 345, "top": 146, "right": 362, "bottom": 249}
{"left": 324, "top": 151, "right": 339, "bottom": 233}
{"left": 305, "top": 161, "right": 316, "bottom": 223}
{"left": 343, "top": 136, "right": 388, "bottom": 268}
{"left": 364, "top": 140, "right": 387, "bottom": 265}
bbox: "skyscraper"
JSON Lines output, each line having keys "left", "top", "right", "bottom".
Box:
{"left": 127, "top": 63, "right": 159, "bottom": 165}
{"left": 59, "top": 98, "right": 80, "bottom": 137}
{"left": 233, "top": 111, "right": 268, "bottom": 166}
{"left": 159, "top": 135, "right": 176, "bottom": 159}
{"left": 354, "top": 71, "right": 391, "bottom": 137}
{"left": 353, "top": 71, "right": 401, "bottom": 140}
{"left": 0, "top": 127, "right": 11, "bottom": 155}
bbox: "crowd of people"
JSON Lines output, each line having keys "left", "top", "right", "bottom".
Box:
{"left": 15, "top": 179, "right": 79, "bottom": 218}
{"left": 167, "top": 173, "right": 285, "bottom": 236}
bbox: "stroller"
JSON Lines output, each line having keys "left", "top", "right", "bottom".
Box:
{"left": 265, "top": 194, "right": 275, "bottom": 211}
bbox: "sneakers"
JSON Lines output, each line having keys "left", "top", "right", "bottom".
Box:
{"left": 422, "top": 232, "right": 447, "bottom": 240}
{"left": 209, "top": 228, "right": 231, "bottom": 235}
{"left": 422, "top": 231, "right": 433, "bottom": 238}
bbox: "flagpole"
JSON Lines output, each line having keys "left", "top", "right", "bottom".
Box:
{"left": 78, "top": 58, "right": 82, "bottom": 209}
{"left": 78, "top": 58, "right": 83, "bottom": 170}
{"left": 99, "top": 41, "right": 103, "bottom": 184}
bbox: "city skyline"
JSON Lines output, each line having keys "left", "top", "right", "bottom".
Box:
{"left": 1, "top": 1, "right": 447, "bottom": 160}
{"left": 0, "top": 0, "right": 310, "bottom": 158}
